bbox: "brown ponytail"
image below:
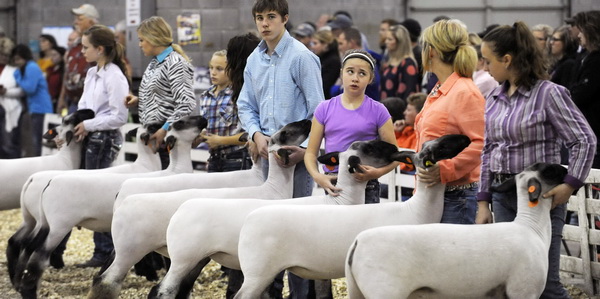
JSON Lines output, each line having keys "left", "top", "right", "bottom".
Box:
{"left": 83, "top": 25, "right": 131, "bottom": 88}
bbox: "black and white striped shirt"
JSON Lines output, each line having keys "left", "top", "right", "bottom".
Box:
{"left": 138, "top": 49, "right": 196, "bottom": 126}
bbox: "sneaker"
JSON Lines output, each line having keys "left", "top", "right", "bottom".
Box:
{"left": 75, "top": 258, "right": 104, "bottom": 268}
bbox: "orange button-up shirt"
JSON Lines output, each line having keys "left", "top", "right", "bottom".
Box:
{"left": 414, "top": 72, "right": 485, "bottom": 187}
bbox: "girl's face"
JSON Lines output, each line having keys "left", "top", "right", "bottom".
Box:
{"left": 138, "top": 34, "right": 158, "bottom": 57}
{"left": 49, "top": 49, "right": 63, "bottom": 65}
{"left": 578, "top": 28, "right": 588, "bottom": 49}
{"left": 403, "top": 104, "right": 418, "bottom": 126}
{"left": 550, "top": 33, "right": 564, "bottom": 56}
{"left": 39, "top": 38, "right": 52, "bottom": 52}
{"left": 310, "top": 38, "right": 325, "bottom": 55}
{"left": 384, "top": 31, "right": 397, "bottom": 52}
{"left": 341, "top": 57, "right": 373, "bottom": 96}
{"left": 81, "top": 35, "right": 101, "bottom": 63}
{"left": 481, "top": 42, "right": 510, "bottom": 83}
{"left": 12, "top": 55, "right": 26, "bottom": 68}
{"left": 208, "top": 54, "right": 229, "bottom": 89}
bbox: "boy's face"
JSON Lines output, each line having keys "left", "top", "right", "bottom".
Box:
{"left": 209, "top": 54, "right": 229, "bottom": 88}
{"left": 254, "top": 10, "right": 288, "bottom": 44}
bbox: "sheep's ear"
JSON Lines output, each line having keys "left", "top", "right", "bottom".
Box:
{"left": 489, "top": 176, "right": 516, "bottom": 193}
{"left": 238, "top": 132, "right": 249, "bottom": 143}
{"left": 527, "top": 178, "right": 542, "bottom": 207}
{"left": 165, "top": 136, "right": 177, "bottom": 154}
{"left": 318, "top": 152, "right": 340, "bottom": 166}
{"left": 65, "top": 131, "right": 75, "bottom": 146}
{"left": 42, "top": 126, "right": 58, "bottom": 140}
{"left": 140, "top": 133, "right": 150, "bottom": 145}
{"left": 126, "top": 127, "right": 139, "bottom": 139}
{"left": 347, "top": 156, "right": 362, "bottom": 173}
{"left": 392, "top": 151, "right": 417, "bottom": 165}
{"left": 277, "top": 148, "right": 291, "bottom": 165}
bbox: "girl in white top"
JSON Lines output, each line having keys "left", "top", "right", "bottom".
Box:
{"left": 71, "top": 24, "right": 129, "bottom": 267}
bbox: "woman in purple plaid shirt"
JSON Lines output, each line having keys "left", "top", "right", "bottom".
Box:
{"left": 476, "top": 21, "right": 597, "bottom": 298}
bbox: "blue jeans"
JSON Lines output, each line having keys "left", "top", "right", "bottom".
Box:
{"left": 440, "top": 186, "right": 478, "bottom": 224}
{"left": 261, "top": 159, "right": 314, "bottom": 299}
{"left": 492, "top": 185, "right": 570, "bottom": 299}
{"left": 30, "top": 113, "right": 45, "bottom": 156}
{"left": 83, "top": 129, "right": 123, "bottom": 260}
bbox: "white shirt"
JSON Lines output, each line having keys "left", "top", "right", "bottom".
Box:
{"left": 78, "top": 63, "right": 129, "bottom": 131}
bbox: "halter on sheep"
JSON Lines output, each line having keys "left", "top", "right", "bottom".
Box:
{"left": 345, "top": 162, "right": 567, "bottom": 299}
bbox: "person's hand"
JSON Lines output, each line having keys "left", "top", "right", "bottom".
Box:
{"left": 148, "top": 128, "right": 167, "bottom": 153}
{"left": 476, "top": 201, "right": 493, "bottom": 224}
{"left": 200, "top": 132, "right": 222, "bottom": 149}
{"left": 73, "top": 123, "right": 88, "bottom": 142}
{"left": 253, "top": 132, "right": 270, "bottom": 160}
{"left": 274, "top": 145, "right": 305, "bottom": 168}
{"left": 125, "top": 94, "right": 139, "bottom": 108}
{"left": 417, "top": 164, "right": 441, "bottom": 187}
{"left": 247, "top": 140, "right": 259, "bottom": 163}
{"left": 55, "top": 138, "right": 65, "bottom": 149}
{"left": 544, "top": 183, "right": 575, "bottom": 209}
{"left": 314, "top": 173, "right": 342, "bottom": 196}
{"left": 393, "top": 119, "right": 406, "bottom": 132}
{"left": 351, "top": 164, "right": 383, "bottom": 182}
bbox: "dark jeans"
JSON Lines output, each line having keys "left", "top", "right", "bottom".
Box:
{"left": 492, "top": 183, "right": 570, "bottom": 299}
{"left": 208, "top": 148, "right": 253, "bottom": 173}
{"left": 30, "top": 113, "right": 45, "bottom": 156}
{"left": 84, "top": 129, "right": 122, "bottom": 260}
{"left": 0, "top": 105, "right": 22, "bottom": 158}
{"left": 440, "top": 186, "right": 478, "bottom": 224}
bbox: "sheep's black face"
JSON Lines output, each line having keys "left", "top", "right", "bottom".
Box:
{"left": 416, "top": 134, "right": 471, "bottom": 168}
{"left": 344, "top": 140, "right": 399, "bottom": 171}
{"left": 171, "top": 115, "right": 208, "bottom": 132}
{"left": 270, "top": 119, "right": 312, "bottom": 146}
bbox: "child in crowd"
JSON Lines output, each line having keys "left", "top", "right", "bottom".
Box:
{"left": 304, "top": 49, "right": 398, "bottom": 203}
{"left": 199, "top": 50, "right": 251, "bottom": 172}
{"left": 394, "top": 92, "right": 426, "bottom": 151}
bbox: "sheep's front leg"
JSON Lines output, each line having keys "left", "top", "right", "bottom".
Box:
{"left": 148, "top": 257, "right": 210, "bottom": 299}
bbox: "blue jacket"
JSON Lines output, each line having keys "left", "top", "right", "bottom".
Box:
{"left": 14, "top": 60, "right": 53, "bottom": 114}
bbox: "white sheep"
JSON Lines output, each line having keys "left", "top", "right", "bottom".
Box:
{"left": 87, "top": 119, "right": 312, "bottom": 299}
{"left": 147, "top": 136, "right": 460, "bottom": 299}
{"left": 0, "top": 109, "right": 95, "bottom": 211}
{"left": 345, "top": 162, "right": 568, "bottom": 299}
{"left": 232, "top": 134, "right": 472, "bottom": 299}
{"left": 7, "top": 115, "right": 207, "bottom": 298}
{"left": 6, "top": 123, "right": 161, "bottom": 272}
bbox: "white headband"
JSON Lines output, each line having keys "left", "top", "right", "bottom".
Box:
{"left": 342, "top": 52, "right": 375, "bottom": 71}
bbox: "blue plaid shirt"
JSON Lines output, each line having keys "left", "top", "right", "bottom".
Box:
{"left": 200, "top": 85, "right": 244, "bottom": 155}
{"left": 237, "top": 30, "right": 324, "bottom": 145}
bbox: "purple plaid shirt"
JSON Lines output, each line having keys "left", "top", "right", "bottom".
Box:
{"left": 199, "top": 85, "right": 245, "bottom": 155}
{"left": 477, "top": 80, "right": 597, "bottom": 202}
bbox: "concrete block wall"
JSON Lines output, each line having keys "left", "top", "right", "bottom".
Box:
{"left": 8, "top": 0, "right": 600, "bottom": 71}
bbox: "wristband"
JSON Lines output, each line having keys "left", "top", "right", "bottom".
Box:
{"left": 162, "top": 122, "right": 171, "bottom": 131}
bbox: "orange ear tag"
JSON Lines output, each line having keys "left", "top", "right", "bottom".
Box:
{"left": 49, "top": 129, "right": 54, "bottom": 134}
{"left": 406, "top": 157, "right": 412, "bottom": 164}
{"left": 529, "top": 201, "right": 539, "bottom": 208}
{"left": 528, "top": 185, "right": 536, "bottom": 193}
{"left": 331, "top": 157, "right": 337, "bottom": 164}
{"left": 325, "top": 165, "right": 336, "bottom": 171}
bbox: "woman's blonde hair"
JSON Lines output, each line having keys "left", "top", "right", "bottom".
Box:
{"left": 420, "top": 19, "right": 477, "bottom": 78}
{"left": 314, "top": 30, "right": 335, "bottom": 46}
{"left": 137, "top": 16, "right": 190, "bottom": 62}
{"left": 387, "top": 25, "right": 415, "bottom": 62}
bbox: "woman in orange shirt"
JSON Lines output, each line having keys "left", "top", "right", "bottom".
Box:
{"left": 415, "top": 19, "right": 485, "bottom": 224}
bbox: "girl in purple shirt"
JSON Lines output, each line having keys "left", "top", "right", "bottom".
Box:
{"left": 304, "top": 49, "right": 397, "bottom": 204}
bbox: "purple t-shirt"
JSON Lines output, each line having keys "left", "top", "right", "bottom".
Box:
{"left": 315, "top": 94, "right": 391, "bottom": 159}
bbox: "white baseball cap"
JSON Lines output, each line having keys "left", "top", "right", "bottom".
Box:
{"left": 72, "top": 4, "right": 100, "bottom": 20}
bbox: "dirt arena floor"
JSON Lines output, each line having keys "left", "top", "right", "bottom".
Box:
{"left": 0, "top": 208, "right": 590, "bottom": 298}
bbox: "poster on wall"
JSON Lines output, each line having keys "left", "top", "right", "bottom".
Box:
{"left": 177, "top": 13, "right": 201, "bottom": 46}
